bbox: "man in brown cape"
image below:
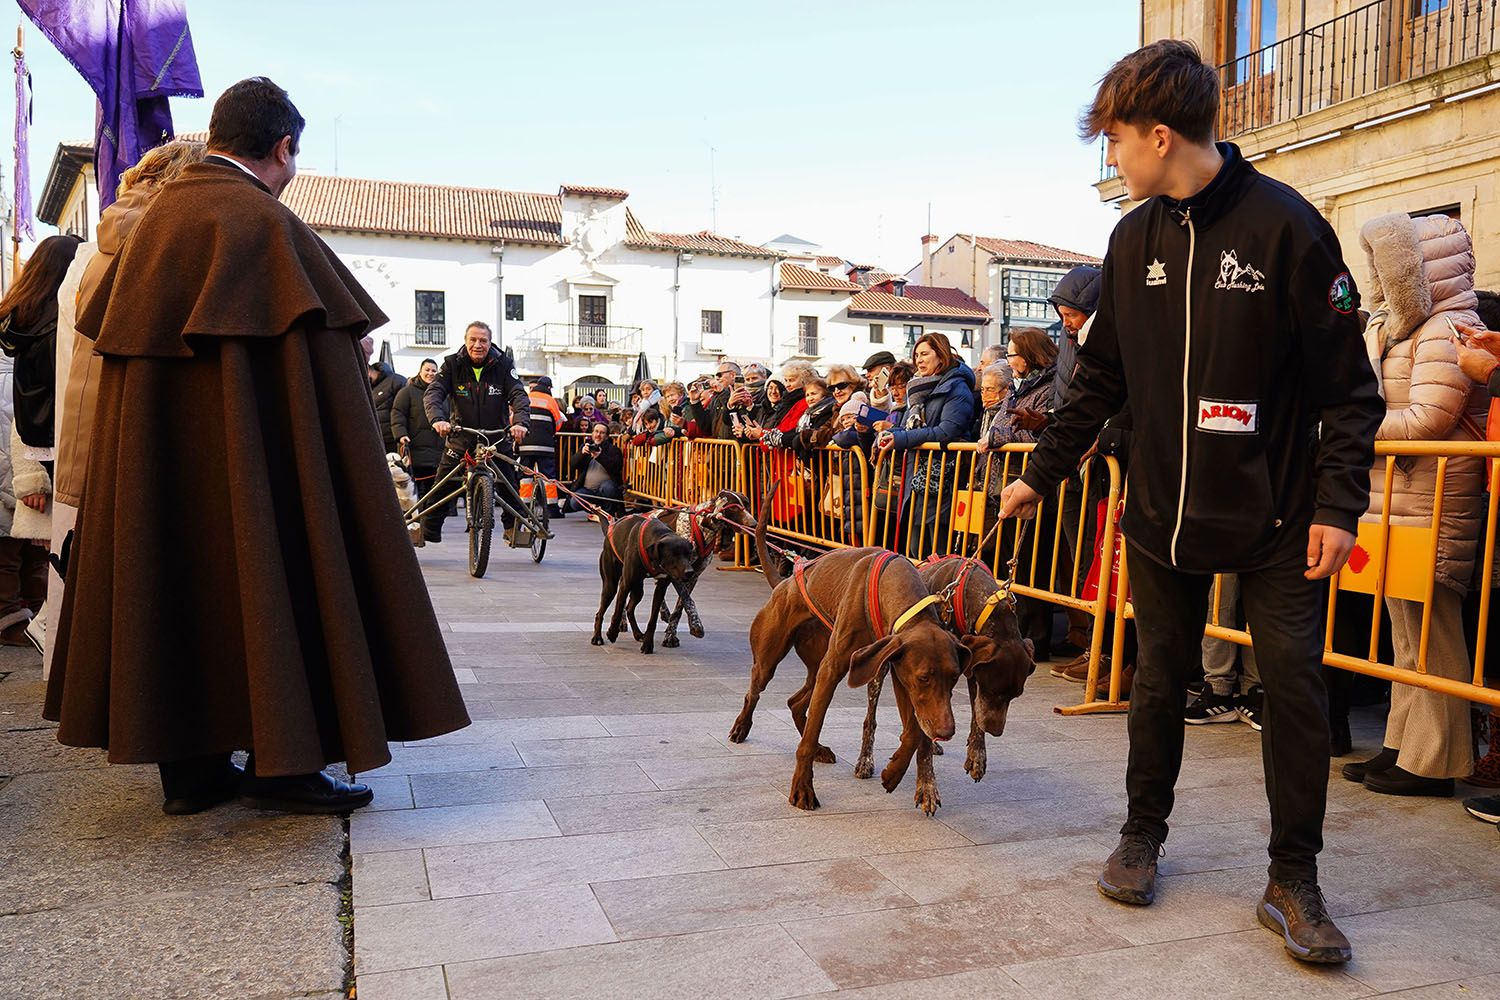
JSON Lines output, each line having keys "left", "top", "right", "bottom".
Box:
{"left": 44, "top": 78, "right": 470, "bottom": 815}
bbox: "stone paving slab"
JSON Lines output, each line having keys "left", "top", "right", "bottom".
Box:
{"left": 0, "top": 653, "right": 348, "bottom": 1000}
{"left": 349, "top": 513, "right": 1500, "bottom": 998}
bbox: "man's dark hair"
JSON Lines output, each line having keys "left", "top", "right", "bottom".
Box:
{"left": 1080, "top": 39, "right": 1219, "bottom": 144}
{"left": 208, "top": 77, "right": 305, "bottom": 159}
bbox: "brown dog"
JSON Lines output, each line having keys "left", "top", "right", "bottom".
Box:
{"left": 855, "top": 555, "right": 1036, "bottom": 790}
{"left": 592, "top": 514, "right": 698, "bottom": 654}
{"left": 727, "top": 489, "right": 971, "bottom": 814}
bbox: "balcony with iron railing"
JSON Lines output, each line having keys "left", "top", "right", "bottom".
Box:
{"left": 524, "top": 322, "right": 644, "bottom": 356}
{"left": 1098, "top": 0, "right": 1500, "bottom": 186}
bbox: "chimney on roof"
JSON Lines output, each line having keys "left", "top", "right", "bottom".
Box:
{"left": 921, "top": 233, "right": 938, "bottom": 286}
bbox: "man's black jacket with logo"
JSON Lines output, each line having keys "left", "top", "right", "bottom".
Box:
{"left": 423, "top": 346, "right": 531, "bottom": 434}
{"left": 1022, "top": 143, "right": 1383, "bottom": 573}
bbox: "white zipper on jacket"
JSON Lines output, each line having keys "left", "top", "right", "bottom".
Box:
{"left": 1169, "top": 211, "right": 1195, "bottom": 568}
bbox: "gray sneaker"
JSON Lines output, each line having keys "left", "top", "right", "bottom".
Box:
{"left": 1097, "top": 833, "right": 1162, "bottom": 906}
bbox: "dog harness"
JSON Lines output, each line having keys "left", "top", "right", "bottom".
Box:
{"left": 794, "top": 550, "right": 942, "bottom": 639}
{"left": 924, "top": 554, "right": 1010, "bottom": 636}
{"left": 607, "top": 514, "right": 658, "bottom": 575}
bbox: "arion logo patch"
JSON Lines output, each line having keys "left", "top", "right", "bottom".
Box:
{"left": 1197, "top": 398, "right": 1259, "bottom": 434}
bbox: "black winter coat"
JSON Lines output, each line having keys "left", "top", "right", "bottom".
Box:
{"left": 368, "top": 363, "right": 406, "bottom": 452}
{"left": 424, "top": 347, "right": 531, "bottom": 437}
{"left": 1023, "top": 142, "right": 1383, "bottom": 573}
{"left": 0, "top": 304, "right": 58, "bottom": 449}
{"left": 392, "top": 376, "right": 443, "bottom": 469}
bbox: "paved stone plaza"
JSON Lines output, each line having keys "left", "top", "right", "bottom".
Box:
{"left": 4, "top": 515, "right": 1500, "bottom": 999}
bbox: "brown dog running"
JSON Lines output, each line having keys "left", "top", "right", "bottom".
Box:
{"left": 727, "top": 487, "right": 971, "bottom": 814}
{"left": 854, "top": 555, "right": 1036, "bottom": 791}
{"left": 592, "top": 514, "right": 697, "bottom": 654}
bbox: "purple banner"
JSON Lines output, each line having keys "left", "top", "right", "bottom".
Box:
{"left": 18, "top": 0, "right": 202, "bottom": 209}
{"left": 13, "top": 54, "right": 33, "bottom": 241}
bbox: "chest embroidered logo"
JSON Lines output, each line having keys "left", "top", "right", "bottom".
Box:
{"left": 1214, "top": 250, "right": 1266, "bottom": 293}
{"left": 1146, "top": 259, "right": 1167, "bottom": 286}
{"left": 1197, "top": 398, "right": 1259, "bottom": 434}
{"left": 486, "top": 385, "right": 503, "bottom": 396}
{"left": 1329, "top": 272, "right": 1356, "bottom": 314}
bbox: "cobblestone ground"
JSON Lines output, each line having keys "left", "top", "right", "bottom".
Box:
{"left": 353, "top": 514, "right": 1500, "bottom": 1000}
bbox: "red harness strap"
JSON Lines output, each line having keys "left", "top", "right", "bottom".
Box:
{"left": 867, "top": 551, "right": 898, "bottom": 638}
{"left": 638, "top": 527, "right": 655, "bottom": 575}
{"left": 607, "top": 514, "right": 646, "bottom": 566}
{"left": 793, "top": 560, "right": 836, "bottom": 631}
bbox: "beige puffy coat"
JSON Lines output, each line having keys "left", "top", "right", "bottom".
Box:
{"left": 1360, "top": 213, "right": 1489, "bottom": 596}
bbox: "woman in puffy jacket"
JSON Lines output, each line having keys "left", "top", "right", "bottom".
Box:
{"left": 876, "top": 333, "right": 977, "bottom": 558}
{"left": 1349, "top": 212, "right": 1489, "bottom": 797}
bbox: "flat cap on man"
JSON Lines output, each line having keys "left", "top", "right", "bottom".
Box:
{"left": 863, "top": 350, "right": 896, "bottom": 371}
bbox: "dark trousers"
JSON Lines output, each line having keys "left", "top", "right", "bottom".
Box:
{"left": 570, "top": 479, "right": 624, "bottom": 517}
{"left": 0, "top": 536, "right": 47, "bottom": 621}
{"left": 158, "top": 751, "right": 234, "bottom": 798}
{"left": 1123, "top": 541, "right": 1330, "bottom": 882}
{"left": 422, "top": 443, "right": 520, "bottom": 537}
{"left": 411, "top": 464, "right": 436, "bottom": 500}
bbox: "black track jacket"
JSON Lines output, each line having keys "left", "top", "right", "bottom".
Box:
{"left": 424, "top": 346, "right": 531, "bottom": 434}
{"left": 1022, "top": 143, "right": 1383, "bottom": 573}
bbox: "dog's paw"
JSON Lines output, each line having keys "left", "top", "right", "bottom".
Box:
{"left": 727, "top": 718, "right": 752, "bottom": 744}
{"left": 814, "top": 745, "right": 836, "bottom": 765}
{"left": 964, "top": 746, "right": 987, "bottom": 782}
{"left": 880, "top": 763, "right": 907, "bottom": 793}
{"left": 914, "top": 781, "right": 942, "bottom": 816}
{"left": 852, "top": 754, "right": 874, "bottom": 780}
{"left": 590, "top": 635, "right": 605, "bottom": 647}
{"left": 931, "top": 741, "right": 945, "bottom": 756}
{"left": 788, "top": 782, "right": 820, "bottom": 811}
{"left": 662, "top": 634, "right": 680, "bottom": 648}
{"left": 639, "top": 642, "right": 654, "bottom": 655}
{"left": 689, "top": 622, "right": 705, "bottom": 639}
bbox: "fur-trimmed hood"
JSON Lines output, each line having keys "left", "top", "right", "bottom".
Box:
{"left": 1360, "top": 212, "right": 1477, "bottom": 351}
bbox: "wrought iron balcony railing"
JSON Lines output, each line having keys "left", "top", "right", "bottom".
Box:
{"left": 526, "top": 323, "right": 644, "bottom": 355}
{"left": 1099, "top": 0, "right": 1499, "bottom": 180}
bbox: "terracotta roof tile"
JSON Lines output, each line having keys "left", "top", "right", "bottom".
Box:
{"left": 283, "top": 174, "right": 564, "bottom": 244}
{"left": 560, "top": 184, "right": 629, "bottom": 200}
{"left": 963, "top": 235, "right": 1101, "bottom": 265}
{"left": 815, "top": 255, "right": 845, "bottom": 267}
{"left": 780, "top": 262, "right": 860, "bottom": 292}
{"left": 847, "top": 287, "right": 990, "bottom": 322}
{"left": 281, "top": 173, "right": 775, "bottom": 257}
{"left": 903, "top": 285, "right": 988, "bottom": 313}
{"left": 632, "top": 230, "right": 781, "bottom": 258}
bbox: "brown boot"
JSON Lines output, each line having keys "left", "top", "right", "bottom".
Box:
{"left": 1092, "top": 662, "right": 1134, "bottom": 702}
{"left": 1257, "top": 879, "right": 1352, "bottom": 964}
{"left": 1063, "top": 654, "right": 1108, "bottom": 684}
{"left": 1469, "top": 709, "right": 1500, "bottom": 788}
{"left": 1097, "top": 832, "right": 1161, "bottom": 905}
{"left": 1050, "top": 651, "right": 1091, "bottom": 680}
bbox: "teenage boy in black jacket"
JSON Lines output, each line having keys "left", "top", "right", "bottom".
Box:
{"left": 1000, "top": 41, "right": 1382, "bottom": 966}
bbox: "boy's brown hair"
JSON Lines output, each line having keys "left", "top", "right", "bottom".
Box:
{"left": 1079, "top": 39, "right": 1219, "bottom": 144}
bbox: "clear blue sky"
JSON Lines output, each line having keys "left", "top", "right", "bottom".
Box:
{"left": 15, "top": 0, "right": 1137, "bottom": 270}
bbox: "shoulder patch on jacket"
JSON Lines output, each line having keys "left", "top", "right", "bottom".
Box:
{"left": 1329, "top": 272, "right": 1356, "bottom": 314}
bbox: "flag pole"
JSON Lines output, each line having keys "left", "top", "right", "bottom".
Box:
{"left": 11, "top": 23, "right": 21, "bottom": 287}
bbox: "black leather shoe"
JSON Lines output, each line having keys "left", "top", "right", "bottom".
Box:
{"left": 161, "top": 760, "right": 245, "bottom": 816}
{"left": 423, "top": 529, "right": 442, "bottom": 544}
{"left": 1341, "top": 747, "right": 1397, "bottom": 783}
{"left": 240, "top": 770, "right": 374, "bottom": 814}
{"left": 1363, "top": 765, "right": 1454, "bottom": 798}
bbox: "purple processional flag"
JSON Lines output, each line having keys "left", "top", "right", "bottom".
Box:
{"left": 17, "top": 0, "right": 203, "bottom": 210}
{"left": 14, "top": 48, "right": 33, "bottom": 241}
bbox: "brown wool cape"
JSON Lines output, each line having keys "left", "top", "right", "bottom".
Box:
{"left": 43, "top": 161, "right": 470, "bottom": 775}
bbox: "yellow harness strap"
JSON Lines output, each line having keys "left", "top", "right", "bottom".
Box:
{"left": 971, "top": 589, "right": 1006, "bottom": 635}
{"left": 890, "top": 593, "right": 943, "bottom": 635}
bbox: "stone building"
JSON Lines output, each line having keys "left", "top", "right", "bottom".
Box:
{"left": 1101, "top": 0, "right": 1500, "bottom": 292}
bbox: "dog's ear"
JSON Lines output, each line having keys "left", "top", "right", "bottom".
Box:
{"left": 959, "top": 634, "right": 996, "bottom": 674}
{"left": 952, "top": 637, "right": 975, "bottom": 678}
{"left": 847, "top": 634, "right": 901, "bottom": 688}
{"left": 1022, "top": 638, "right": 1036, "bottom": 674}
